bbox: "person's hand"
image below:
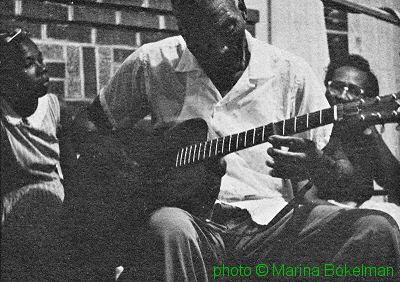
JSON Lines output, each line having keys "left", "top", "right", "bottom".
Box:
{"left": 266, "top": 135, "right": 324, "bottom": 180}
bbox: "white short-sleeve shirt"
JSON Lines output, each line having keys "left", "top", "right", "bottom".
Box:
{"left": 100, "top": 31, "right": 332, "bottom": 224}
{"left": 1, "top": 94, "right": 64, "bottom": 221}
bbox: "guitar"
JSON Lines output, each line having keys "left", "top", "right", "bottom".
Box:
{"left": 130, "top": 93, "right": 400, "bottom": 218}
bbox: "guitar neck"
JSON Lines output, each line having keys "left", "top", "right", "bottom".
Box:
{"left": 175, "top": 105, "right": 342, "bottom": 167}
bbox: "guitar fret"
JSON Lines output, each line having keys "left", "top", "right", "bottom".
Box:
{"left": 262, "top": 125, "right": 265, "bottom": 142}
{"left": 180, "top": 147, "right": 184, "bottom": 166}
{"left": 294, "top": 116, "right": 297, "bottom": 134}
{"left": 296, "top": 115, "right": 307, "bottom": 133}
{"left": 188, "top": 146, "right": 191, "bottom": 164}
{"left": 198, "top": 143, "right": 202, "bottom": 161}
{"left": 193, "top": 144, "right": 197, "bottom": 163}
{"left": 175, "top": 150, "right": 180, "bottom": 167}
{"left": 319, "top": 110, "right": 322, "bottom": 124}
{"left": 179, "top": 148, "right": 184, "bottom": 166}
{"left": 203, "top": 141, "right": 208, "bottom": 160}
{"left": 247, "top": 130, "right": 254, "bottom": 146}
{"left": 306, "top": 113, "right": 309, "bottom": 129}
{"left": 183, "top": 147, "right": 188, "bottom": 165}
{"left": 252, "top": 128, "right": 256, "bottom": 145}
{"left": 244, "top": 131, "right": 247, "bottom": 147}
{"left": 188, "top": 146, "right": 192, "bottom": 164}
{"left": 333, "top": 105, "right": 337, "bottom": 121}
{"left": 286, "top": 118, "right": 295, "bottom": 136}
{"left": 273, "top": 121, "right": 284, "bottom": 135}
{"left": 225, "top": 135, "right": 231, "bottom": 153}
{"left": 188, "top": 146, "right": 193, "bottom": 164}
{"left": 282, "top": 120, "right": 285, "bottom": 135}
{"left": 254, "top": 127, "right": 262, "bottom": 146}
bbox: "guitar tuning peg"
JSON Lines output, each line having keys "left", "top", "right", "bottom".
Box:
{"left": 375, "top": 96, "right": 381, "bottom": 103}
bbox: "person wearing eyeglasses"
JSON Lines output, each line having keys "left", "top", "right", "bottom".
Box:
{"left": 268, "top": 54, "right": 400, "bottom": 216}
{"left": 0, "top": 28, "right": 75, "bottom": 282}
{"left": 318, "top": 54, "right": 400, "bottom": 207}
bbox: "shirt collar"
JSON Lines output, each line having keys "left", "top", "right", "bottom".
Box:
{"left": 174, "top": 38, "right": 202, "bottom": 73}
{"left": 174, "top": 31, "right": 275, "bottom": 81}
{"left": 245, "top": 31, "right": 275, "bottom": 81}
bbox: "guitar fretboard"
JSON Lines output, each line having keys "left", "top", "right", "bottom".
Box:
{"left": 175, "top": 106, "right": 339, "bottom": 167}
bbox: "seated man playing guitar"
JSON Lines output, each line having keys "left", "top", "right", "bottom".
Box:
{"left": 73, "top": 0, "right": 400, "bottom": 281}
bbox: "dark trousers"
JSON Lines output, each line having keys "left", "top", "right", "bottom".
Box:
{"left": 122, "top": 203, "right": 400, "bottom": 282}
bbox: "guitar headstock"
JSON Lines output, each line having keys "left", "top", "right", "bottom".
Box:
{"left": 341, "top": 92, "right": 400, "bottom": 126}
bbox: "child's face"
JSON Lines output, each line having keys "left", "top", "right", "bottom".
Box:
{"left": 14, "top": 37, "right": 49, "bottom": 101}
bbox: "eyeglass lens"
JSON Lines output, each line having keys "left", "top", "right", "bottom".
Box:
{"left": 328, "top": 81, "right": 364, "bottom": 97}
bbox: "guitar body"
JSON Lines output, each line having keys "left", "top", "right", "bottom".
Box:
{"left": 62, "top": 119, "right": 222, "bottom": 280}
{"left": 122, "top": 118, "right": 223, "bottom": 218}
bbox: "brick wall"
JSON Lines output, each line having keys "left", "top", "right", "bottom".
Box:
{"left": 1, "top": 0, "right": 259, "bottom": 113}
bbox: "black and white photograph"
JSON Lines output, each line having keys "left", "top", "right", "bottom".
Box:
{"left": 1, "top": 0, "right": 400, "bottom": 281}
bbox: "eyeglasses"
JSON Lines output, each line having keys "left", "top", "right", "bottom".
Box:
{"left": 327, "top": 80, "right": 365, "bottom": 98}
